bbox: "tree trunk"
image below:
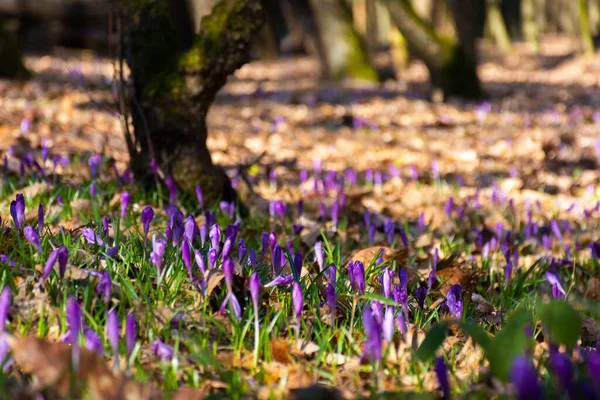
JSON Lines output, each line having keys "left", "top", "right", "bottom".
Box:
{"left": 578, "top": 0, "right": 595, "bottom": 56}
{"left": 0, "top": 23, "right": 30, "bottom": 79}
{"left": 383, "top": 0, "right": 482, "bottom": 99}
{"left": 522, "top": 0, "right": 539, "bottom": 52}
{"left": 485, "top": 0, "right": 512, "bottom": 52}
{"left": 126, "top": 0, "right": 264, "bottom": 206}
{"left": 309, "top": 0, "right": 379, "bottom": 81}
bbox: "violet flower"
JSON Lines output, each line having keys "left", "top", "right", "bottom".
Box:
{"left": 416, "top": 287, "right": 427, "bottom": 309}
{"left": 292, "top": 282, "right": 303, "bottom": 326}
{"left": 362, "top": 305, "right": 382, "bottom": 363}
{"left": 82, "top": 227, "right": 104, "bottom": 246}
{"left": 96, "top": 272, "right": 112, "bottom": 302}
{"left": 166, "top": 176, "right": 177, "bottom": 203}
{"left": 325, "top": 263, "right": 337, "bottom": 284}
{"left": 446, "top": 284, "right": 463, "bottom": 319}
{"left": 88, "top": 154, "right": 101, "bottom": 178}
{"left": 0, "top": 287, "right": 10, "bottom": 332}
{"left": 195, "top": 186, "right": 203, "bottom": 209}
{"left": 238, "top": 239, "right": 247, "bottom": 262}
{"left": 10, "top": 193, "right": 25, "bottom": 230}
{"left": 141, "top": 206, "right": 154, "bottom": 246}
{"left": 264, "top": 274, "right": 294, "bottom": 287}
{"left": 220, "top": 258, "right": 241, "bottom": 321}
{"left": 314, "top": 241, "right": 324, "bottom": 271}
{"left": 434, "top": 357, "right": 450, "bottom": 399}
{"left": 84, "top": 329, "right": 103, "bottom": 356}
{"left": 383, "top": 306, "right": 394, "bottom": 342}
{"left": 368, "top": 224, "right": 375, "bottom": 246}
{"left": 293, "top": 252, "right": 303, "bottom": 277}
{"left": 208, "top": 248, "right": 217, "bottom": 269}
{"left": 545, "top": 271, "right": 566, "bottom": 299}
{"left": 381, "top": 268, "right": 394, "bottom": 298}
{"left": 510, "top": 356, "right": 542, "bottom": 400}
{"left": 150, "top": 236, "right": 167, "bottom": 276}
{"left": 194, "top": 250, "right": 206, "bottom": 275}
{"left": 184, "top": 215, "right": 197, "bottom": 244}
{"left": 120, "top": 191, "right": 130, "bottom": 218}
{"left": 199, "top": 224, "right": 207, "bottom": 246}
{"left": 353, "top": 261, "right": 365, "bottom": 295}
{"left": 550, "top": 351, "right": 573, "bottom": 396}
{"left": 126, "top": 313, "right": 136, "bottom": 356}
{"left": 182, "top": 241, "right": 193, "bottom": 278}
{"left": 24, "top": 226, "right": 42, "bottom": 255}
{"left": 107, "top": 309, "right": 119, "bottom": 360}
{"left": 151, "top": 339, "right": 174, "bottom": 361}
{"left": 587, "top": 351, "right": 600, "bottom": 390}
{"left": 66, "top": 297, "right": 82, "bottom": 369}
{"left": 37, "top": 203, "right": 44, "bottom": 236}
{"left": 210, "top": 224, "right": 221, "bottom": 253}
{"left": 222, "top": 236, "right": 233, "bottom": 259}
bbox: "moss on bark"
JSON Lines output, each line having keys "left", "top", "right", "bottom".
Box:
{"left": 127, "top": 0, "right": 263, "bottom": 207}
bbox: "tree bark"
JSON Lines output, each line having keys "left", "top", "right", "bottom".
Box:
{"left": 485, "top": 0, "right": 512, "bottom": 52}
{"left": 383, "top": 0, "right": 482, "bottom": 99}
{"left": 578, "top": 0, "right": 595, "bottom": 56}
{"left": 0, "top": 23, "right": 30, "bottom": 79}
{"left": 126, "top": 0, "right": 264, "bottom": 206}
{"left": 521, "top": 0, "right": 539, "bottom": 52}
{"left": 309, "top": 0, "right": 379, "bottom": 80}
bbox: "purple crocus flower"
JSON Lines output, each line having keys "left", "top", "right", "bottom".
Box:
{"left": 66, "top": 297, "right": 82, "bottom": 369}
{"left": 151, "top": 339, "right": 174, "bottom": 361}
{"left": 264, "top": 274, "right": 294, "bottom": 287}
{"left": 222, "top": 236, "right": 233, "bottom": 259}
{"left": 292, "top": 282, "right": 303, "bottom": 326}
{"left": 434, "top": 357, "right": 450, "bottom": 399}
{"left": 505, "top": 259, "right": 513, "bottom": 287}
{"left": 102, "top": 216, "right": 109, "bottom": 237}
{"left": 325, "top": 263, "right": 337, "bottom": 284}
{"left": 107, "top": 309, "right": 119, "bottom": 358}
{"left": 96, "top": 272, "right": 112, "bottom": 302}
{"left": 446, "top": 284, "right": 463, "bottom": 319}
{"left": 551, "top": 220, "right": 563, "bottom": 241}
{"left": 220, "top": 258, "right": 241, "bottom": 321}
{"left": 416, "top": 287, "right": 427, "bottom": 309}
{"left": 314, "top": 241, "right": 324, "bottom": 271}
{"left": 381, "top": 268, "right": 393, "bottom": 298}
{"left": 550, "top": 351, "right": 573, "bottom": 396}
{"left": 82, "top": 227, "right": 104, "bottom": 246}
{"left": 126, "top": 313, "right": 136, "bottom": 355}
{"left": 199, "top": 224, "right": 207, "bottom": 246}
{"left": 120, "top": 191, "right": 130, "bottom": 218}
{"left": 331, "top": 201, "right": 339, "bottom": 227}
{"left": 24, "top": 226, "right": 42, "bottom": 255}
{"left": 84, "top": 329, "right": 103, "bottom": 356}
{"left": 362, "top": 305, "right": 382, "bottom": 363}
{"left": 208, "top": 248, "right": 217, "bottom": 269}
{"left": 587, "top": 351, "right": 600, "bottom": 390}
{"left": 353, "top": 261, "right": 365, "bottom": 295}
{"left": 209, "top": 224, "right": 221, "bottom": 253}
{"left": 195, "top": 185, "right": 203, "bottom": 209}
{"left": 150, "top": 236, "right": 167, "bottom": 276}
{"left": 141, "top": 206, "right": 154, "bottom": 246}
{"left": 37, "top": 203, "right": 44, "bottom": 236}
{"left": 368, "top": 224, "right": 376, "bottom": 246}
{"left": 383, "top": 306, "right": 394, "bottom": 342}
{"left": 444, "top": 197, "right": 454, "bottom": 218}
{"left": 39, "top": 246, "right": 64, "bottom": 285}
{"left": 184, "top": 215, "right": 197, "bottom": 244}
{"left": 250, "top": 272, "right": 260, "bottom": 308}
{"left": 194, "top": 249, "right": 206, "bottom": 274}
{"left": 510, "top": 356, "right": 542, "bottom": 400}
{"left": 545, "top": 271, "right": 566, "bottom": 298}
{"left": 166, "top": 176, "right": 177, "bottom": 203}
{"left": 0, "top": 287, "right": 10, "bottom": 332}
{"left": 237, "top": 239, "right": 247, "bottom": 262}
{"left": 182, "top": 241, "right": 193, "bottom": 277}
{"left": 10, "top": 193, "right": 25, "bottom": 230}
{"left": 88, "top": 154, "right": 101, "bottom": 179}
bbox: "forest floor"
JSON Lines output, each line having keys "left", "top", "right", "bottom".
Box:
{"left": 0, "top": 36, "right": 599, "bottom": 398}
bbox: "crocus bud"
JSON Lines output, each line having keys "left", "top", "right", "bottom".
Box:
{"left": 182, "top": 241, "right": 192, "bottom": 277}
{"left": 24, "top": 226, "right": 42, "bottom": 255}
{"left": 362, "top": 305, "right": 382, "bottom": 362}
{"left": 209, "top": 224, "right": 221, "bottom": 253}
{"left": 96, "top": 272, "right": 112, "bottom": 302}
{"left": 314, "top": 241, "right": 324, "bottom": 271}
{"left": 150, "top": 237, "right": 167, "bottom": 275}
{"left": 510, "top": 356, "right": 542, "bottom": 400}
{"left": 107, "top": 309, "right": 119, "bottom": 358}
{"left": 208, "top": 248, "right": 217, "bottom": 269}
{"left": 66, "top": 297, "right": 82, "bottom": 368}
{"left": 434, "top": 357, "right": 450, "bottom": 399}
{"left": 166, "top": 176, "right": 177, "bottom": 203}
{"left": 383, "top": 306, "right": 394, "bottom": 342}
{"left": 85, "top": 329, "right": 103, "bottom": 356}
{"left": 292, "top": 282, "right": 303, "bottom": 324}
{"left": 120, "top": 191, "right": 130, "bottom": 218}
{"left": 151, "top": 339, "right": 173, "bottom": 361}
{"left": 195, "top": 186, "right": 203, "bottom": 208}
{"left": 141, "top": 206, "right": 154, "bottom": 245}
{"left": 37, "top": 203, "right": 44, "bottom": 236}
{"left": 0, "top": 287, "right": 10, "bottom": 332}
{"left": 446, "top": 284, "right": 463, "bottom": 319}
{"left": 184, "top": 215, "right": 197, "bottom": 244}
{"left": 126, "top": 313, "right": 136, "bottom": 355}
{"left": 250, "top": 272, "right": 260, "bottom": 307}
{"left": 222, "top": 236, "right": 233, "bottom": 259}
{"left": 272, "top": 244, "right": 283, "bottom": 275}
{"left": 10, "top": 193, "right": 25, "bottom": 230}
{"left": 194, "top": 250, "right": 206, "bottom": 274}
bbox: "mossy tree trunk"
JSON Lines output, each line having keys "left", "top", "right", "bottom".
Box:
{"left": 578, "top": 0, "right": 595, "bottom": 56}
{"left": 0, "top": 23, "right": 30, "bottom": 79}
{"left": 383, "top": 0, "right": 483, "bottom": 99}
{"left": 485, "top": 0, "right": 512, "bottom": 52}
{"left": 286, "top": 0, "right": 378, "bottom": 81}
{"left": 521, "top": 0, "right": 539, "bottom": 52}
{"left": 125, "top": 0, "right": 264, "bottom": 206}
{"left": 311, "top": 0, "right": 378, "bottom": 81}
